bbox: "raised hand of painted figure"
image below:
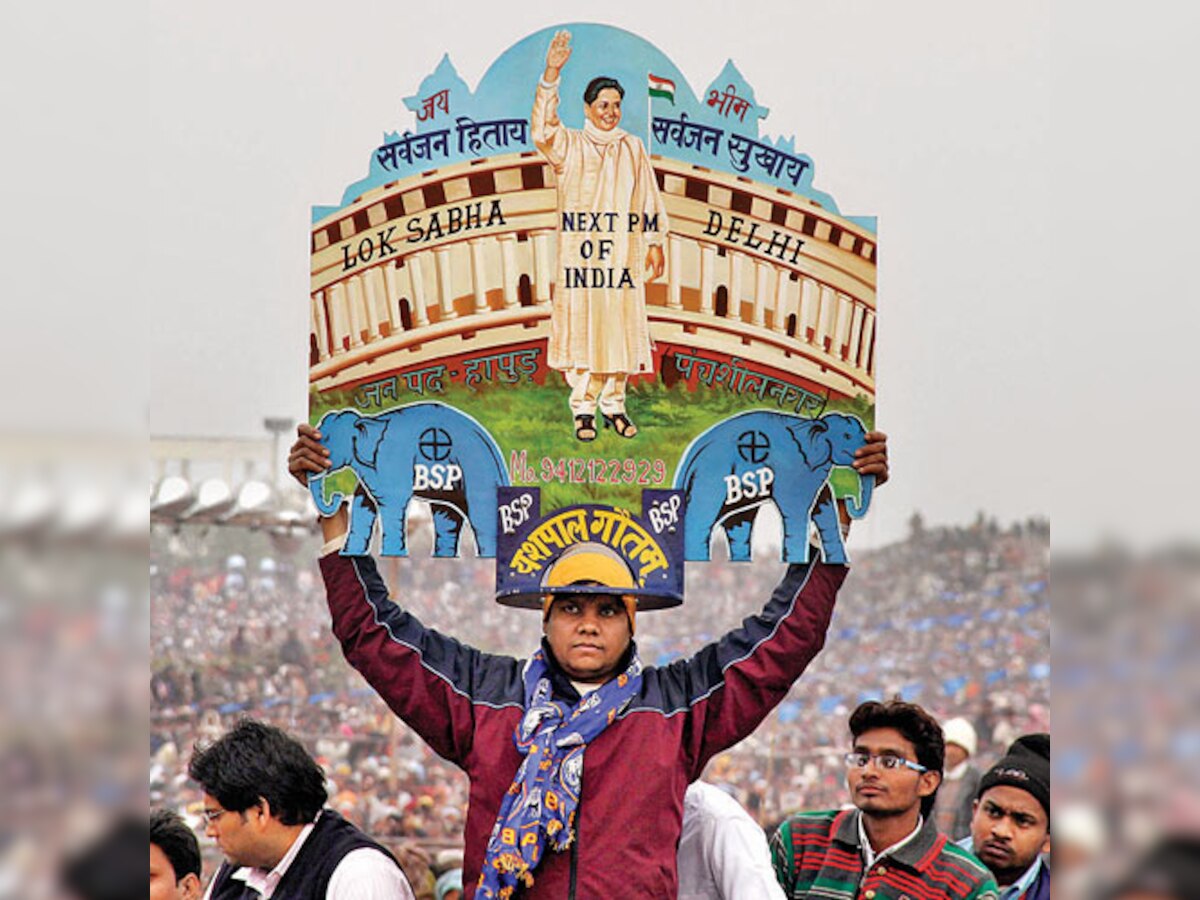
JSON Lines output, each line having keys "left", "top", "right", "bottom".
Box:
{"left": 544, "top": 30, "right": 572, "bottom": 80}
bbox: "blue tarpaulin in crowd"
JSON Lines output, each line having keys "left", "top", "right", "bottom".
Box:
{"left": 218, "top": 702, "right": 246, "bottom": 714}
{"left": 980, "top": 609, "right": 1003, "bottom": 622}
{"left": 985, "top": 669, "right": 1007, "bottom": 685}
{"left": 1029, "top": 662, "right": 1050, "bottom": 680}
{"left": 1025, "top": 580, "right": 1046, "bottom": 593}
{"left": 777, "top": 701, "right": 801, "bottom": 724}
{"left": 942, "top": 675, "right": 969, "bottom": 695}
{"left": 1054, "top": 748, "right": 1089, "bottom": 784}
{"left": 307, "top": 691, "right": 336, "bottom": 704}
{"left": 819, "top": 696, "right": 844, "bottom": 715}
{"left": 900, "top": 681, "right": 925, "bottom": 700}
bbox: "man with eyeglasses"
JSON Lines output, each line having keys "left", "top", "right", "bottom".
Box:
{"left": 770, "top": 699, "right": 998, "bottom": 899}
{"left": 189, "top": 718, "right": 414, "bottom": 899}
{"left": 958, "top": 734, "right": 1050, "bottom": 900}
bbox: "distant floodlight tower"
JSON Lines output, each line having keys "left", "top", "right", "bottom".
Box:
{"left": 263, "top": 416, "right": 295, "bottom": 488}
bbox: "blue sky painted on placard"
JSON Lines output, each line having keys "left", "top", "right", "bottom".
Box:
{"left": 318, "top": 22, "right": 866, "bottom": 229}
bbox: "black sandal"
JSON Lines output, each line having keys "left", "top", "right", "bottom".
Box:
{"left": 575, "top": 414, "right": 597, "bottom": 442}
{"left": 602, "top": 412, "right": 638, "bottom": 438}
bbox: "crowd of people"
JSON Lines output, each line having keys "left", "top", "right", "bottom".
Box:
{"left": 150, "top": 512, "right": 1049, "bottom": 893}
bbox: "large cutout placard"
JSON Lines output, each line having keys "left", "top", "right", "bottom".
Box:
{"left": 308, "top": 23, "right": 877, "bottom": 578}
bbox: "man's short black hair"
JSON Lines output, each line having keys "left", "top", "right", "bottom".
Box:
{"left": 188, "top": 718, "right": 327, "bottom": 826}
{"left": 584, "top": 76, "right": 624, "bottom": 105}
{"left": 150, "top": 808, "right": 201, "bottom": 881}
{"left": 849, "top": 699, "right": 945, "bottom": 817}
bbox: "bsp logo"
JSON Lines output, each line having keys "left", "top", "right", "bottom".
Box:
{"left": 412, "top": 463, "right": 463, "bottom": 491}
{"left": 413, "top": 425, "right": 463, "bottom": 491}
{"left": 648, "top": 494, "right": 682, "bottom": 533}
{"left": 499, "top": 492, "right": 535, "bottom": 534}
{"left": 723, "top": 467, "right": 774, "bottom": 504}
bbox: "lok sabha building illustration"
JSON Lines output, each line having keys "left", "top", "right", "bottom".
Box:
{"left": 308, "top": 149, "right": 875, "bottom": 405}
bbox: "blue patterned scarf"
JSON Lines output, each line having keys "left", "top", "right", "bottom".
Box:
{"left": 476, "top": 646, "right": 643, "bottom": 898}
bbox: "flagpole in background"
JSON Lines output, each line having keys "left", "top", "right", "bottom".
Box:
{"left": 646, "top": 77, "right": 651, "bottom": 149}
{"left": 647, "top": 73, "right": 676, "bottom": 149}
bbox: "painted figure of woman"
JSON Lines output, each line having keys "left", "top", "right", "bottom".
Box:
{"left": 532, "top": 29, "right": 668, "bottom": 441}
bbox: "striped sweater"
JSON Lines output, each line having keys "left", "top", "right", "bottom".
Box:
{"left": 770, "top": 809, "right": 998, "bottom": 900}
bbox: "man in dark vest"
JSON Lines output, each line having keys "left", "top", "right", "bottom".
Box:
{"left": 189, "top": 718, "right": 414, "bottom": 900}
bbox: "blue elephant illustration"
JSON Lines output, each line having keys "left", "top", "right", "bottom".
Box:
{"left": 309, "top": 403, "right": 509, "bottom": 557}
{"left": 673, "top": 411, "right": 872, "bottom": 564}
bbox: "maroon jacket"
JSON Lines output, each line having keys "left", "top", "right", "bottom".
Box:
{"left": 321, "top": 553, "right": 845, "bottom": 899}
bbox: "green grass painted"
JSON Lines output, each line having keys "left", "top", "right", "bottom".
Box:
{"left": 310, "top": 374, "right": 874, "bottom": 515}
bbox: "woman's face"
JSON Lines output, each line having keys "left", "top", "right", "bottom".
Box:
{"left": 585, "top": 88, "right": 623, "bottom": 131}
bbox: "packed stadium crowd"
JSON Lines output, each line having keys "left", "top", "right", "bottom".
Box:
{"left": 150, "top": 512, "right": 1049, "bottom": 891}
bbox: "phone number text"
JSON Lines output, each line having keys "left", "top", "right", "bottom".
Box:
{"left": 538, "top": 456, "right": 667, "bottom": 485}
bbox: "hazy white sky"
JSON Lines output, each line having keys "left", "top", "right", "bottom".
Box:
{"left": 8, "top": 1, "right": 1196, "bottom": 550}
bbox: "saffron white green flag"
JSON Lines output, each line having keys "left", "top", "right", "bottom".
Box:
{"left": 648, "top": 73, "right": 675, "bottom": 103}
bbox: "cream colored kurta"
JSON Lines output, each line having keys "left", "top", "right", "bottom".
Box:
{"left": 532, "top": 79, "right": 668, "bottom": 376}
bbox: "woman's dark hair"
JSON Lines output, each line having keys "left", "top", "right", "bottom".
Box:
{"left": 150, "top": 808, "right": 201, "bottom": 880}
{"left": 188, "top": 719, "right": 327, "bottom": 826}
{"left": 584, "top": 76, "right": 624, "bottom": 105}
{"left": 849, "top": 699, "right": 944, "bottom": 817}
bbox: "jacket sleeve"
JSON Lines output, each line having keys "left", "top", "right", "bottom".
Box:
{"left": 320, "top": 552, "right": 524, "bottom": 767}
{"left": 658, "top": 559, "right": 847, "bottom": 779}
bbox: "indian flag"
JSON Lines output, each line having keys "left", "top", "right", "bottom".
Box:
{"left": 648, "top": 74, "right": 675, "bottom": 104}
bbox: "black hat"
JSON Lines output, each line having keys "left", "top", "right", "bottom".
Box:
{"left": 977, "top": 733, "right": 1049, "bottom": 817}
{"left": 1109, "top": 836, "right": 1200, "bottom": 900}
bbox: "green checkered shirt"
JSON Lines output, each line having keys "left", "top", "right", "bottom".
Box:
{"left": 770, "top": 809, "right": 999, "bottom": 900}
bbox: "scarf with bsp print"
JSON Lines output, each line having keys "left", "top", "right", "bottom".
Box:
{"left": 476, "top": 646, "right": 643, "bottom": 898}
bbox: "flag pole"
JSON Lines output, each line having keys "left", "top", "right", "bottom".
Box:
{"left": 646, "top": 74, "right": 652, "bottom": 150}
